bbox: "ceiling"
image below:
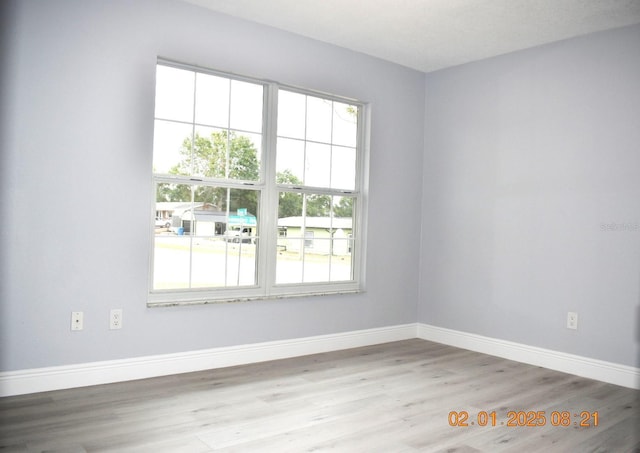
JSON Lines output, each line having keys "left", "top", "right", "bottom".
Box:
{"left": 181, "top": 0, "right": 640, "bottom": 73}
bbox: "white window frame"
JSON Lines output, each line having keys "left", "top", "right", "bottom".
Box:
{"left": 148, "top": 60, "right": 369, "bottom": 307}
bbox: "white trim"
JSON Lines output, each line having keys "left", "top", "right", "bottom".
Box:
{"left": 417, "top": 323, "right": 640, "bottom": 390}
{"left": 0, "top": 324, "right": 416, "bottom": 397}
{"left": 3, "top": 323, "right": 638, "bottom": 396}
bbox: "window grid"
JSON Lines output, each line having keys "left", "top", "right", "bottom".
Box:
{"left": 149, "top": 60, "right": 365, "bottom": 306}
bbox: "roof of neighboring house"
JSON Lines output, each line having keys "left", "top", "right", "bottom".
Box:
{"left": 155, "top": 202, "right": 192, "bottom": 212}
{"left": 157, "top": 202, "right": 256, "bottom": 225}
{"left": 277, "top": 216, "right": 352, "bottom": 229}
{"left": 191, "top": 211, "right": 227, "bottom": 222}
{"left": 156, "top": 202, "right": 219, "bottom": 214}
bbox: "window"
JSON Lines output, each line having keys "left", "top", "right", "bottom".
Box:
{"left": 149, "top": 60, "right": 367, "bottom": 305}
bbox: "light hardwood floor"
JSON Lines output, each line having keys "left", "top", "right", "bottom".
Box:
{"left": 1, "top": 339, "right": 638, "bottom": 452}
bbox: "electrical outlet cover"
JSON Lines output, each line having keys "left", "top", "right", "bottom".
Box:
{"left": 110, "top": 308, "right": 123, "bottom": 330}
{"left": 71, "top": 311, "right": 83, "bottom": 331}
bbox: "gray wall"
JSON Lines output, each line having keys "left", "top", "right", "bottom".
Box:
{"left": 0, "top": 0, "right": 425, "bottom": 371}
{"left": 420, "top": 24, "right": 640, "bottom": 367}
{"left": 3, "top": 0, "right": 638, "bottom": 374}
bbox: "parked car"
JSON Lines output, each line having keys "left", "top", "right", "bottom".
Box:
{"left": 155, "top": 217, "right": 171, "bottom": 228}
{"left": 224, "top": 226, "right": 254, "bottom": 243}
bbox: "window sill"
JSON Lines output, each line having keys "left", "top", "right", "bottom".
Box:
{"left": 147, "top": 289, "right": 363, "bottom": 308}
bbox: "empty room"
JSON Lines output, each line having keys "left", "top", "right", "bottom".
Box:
{"left": 1, "top": 0, "right": 639, "bottom": 451}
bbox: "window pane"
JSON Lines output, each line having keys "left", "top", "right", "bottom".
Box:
{"left": 154, "top": 127, "right": 260, "bottom": 181}
{"left": 305, "top": 142, "right": 331, "bottom": 188}
{"left": 275, "top": 238, "right": 303, "bottom": 284}
{"left": 155, "top": 65, "right": 194, "bottom": 122}
{"left": 153, "top": 120, "right": 193, "bottom": 175}
{"left": 330, "top": 241, "right": 353, "bottom": 281}
{"left": 275, "top": 192, "right": 355, "bottom": 285}
{"left": 189, "top": 126, "right": 228, "bottom": 178}
{"left": 230, "top": 80, "right": 263, "bottom": 133}
{"left": 154, "top": 183, "right": 193, "bottom": 290}
{"left": 278, "top": 191, "right": 302, "bottom": 220}
{"left": 330, "top": 145, "right": 356, "bottom": 190}
{"left": 332, "top": 195, "right": 355, "bottom": 219}
{"left": 190, "top": 237, "right": 228, "bottom": 288}
{"left": 224, "top": 240, "right": 257, "bottom": 286}
{"left": 155, "top": 66, "right": 264, "bottom": 182}
{"left": 306, "top": 96, "right": 332, "bottom": 143}
{"left": 180, "top": 128, "right": 261, "bottom": 181}
{"left": 153, "top": 182, "right": 259, "bottom": 290}
{"left": 303, "top": 241, "right": 330, "bottom": 283}
{"left": 195, "top": 73, "right": 229, "bottom": 128}
{"left": 277, "top": 90, "right": 306, "bottom": 139}
{"left": 332, "top": 102, "right": 358, "bottom": 147}
{"left": 189, "top": 237, "right": 257, "bottom": 288}
{"left": 224, "top": 187, "right": 259, "bottom": 221}
{"left": 228, "top": 131, "right": 261, "bottom": 181}
{"left": 153, "top": 236, "right": 191, "bottom": 290}
{"left": 276, "top": 91, "right": 359, "bottom": 190}
{"left": 276, "top": 192, "right": 302, "bottom": 284}
{"left": 276, "top": 138, "right": 304, "bottom": 184}
{"left": 332, "top": 196, "right": 355, "bottom": 282}
{"left": 305, "top": 193, "right": 331, "bottom": 218}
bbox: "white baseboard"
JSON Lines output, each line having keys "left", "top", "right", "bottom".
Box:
{"left": 0, "top": 324, "right": 417, "bottom": 397}
{"left": 417, "top": 323, "right": 640, "bottom": 390}
{"left": 3, "top": 323, "right": 637, "bottom": 396}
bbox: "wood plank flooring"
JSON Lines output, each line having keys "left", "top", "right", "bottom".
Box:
{"left": 1, "top": 339, "right": 638, "bottom": 452}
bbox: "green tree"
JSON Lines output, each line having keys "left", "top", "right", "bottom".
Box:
{"left": 155, "top": 182, "right": 174, "bottom": 203}
{"left": 161, "top": 131, "right": 259, "bottom": 215}
{"left": 333, "top": 197, "right": 354, "bottom": 217}
{"left": 276, "top": 169, "right": 303, "bottom": 218}
{"left": 275, "top": 169, "right": 334, "bottom": 218}
{"left": 305, "top": 194, "right": 331, "bottom": 217}
{"left": 172, "top": 131, "right": 259, "bottom": 181}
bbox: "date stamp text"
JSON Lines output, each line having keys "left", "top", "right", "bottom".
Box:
{"left": 448, "top": 410, "right": 599, "bottom": 427}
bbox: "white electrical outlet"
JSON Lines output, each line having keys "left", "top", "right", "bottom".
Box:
{"left": 110, "top": 308, "right": 123, "bottom": 330}
{"left": 71, "top": 311, "right": 84, "bottom": 331}
{"left": 567, "top": 312, "right": 578, "bottom": 330}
